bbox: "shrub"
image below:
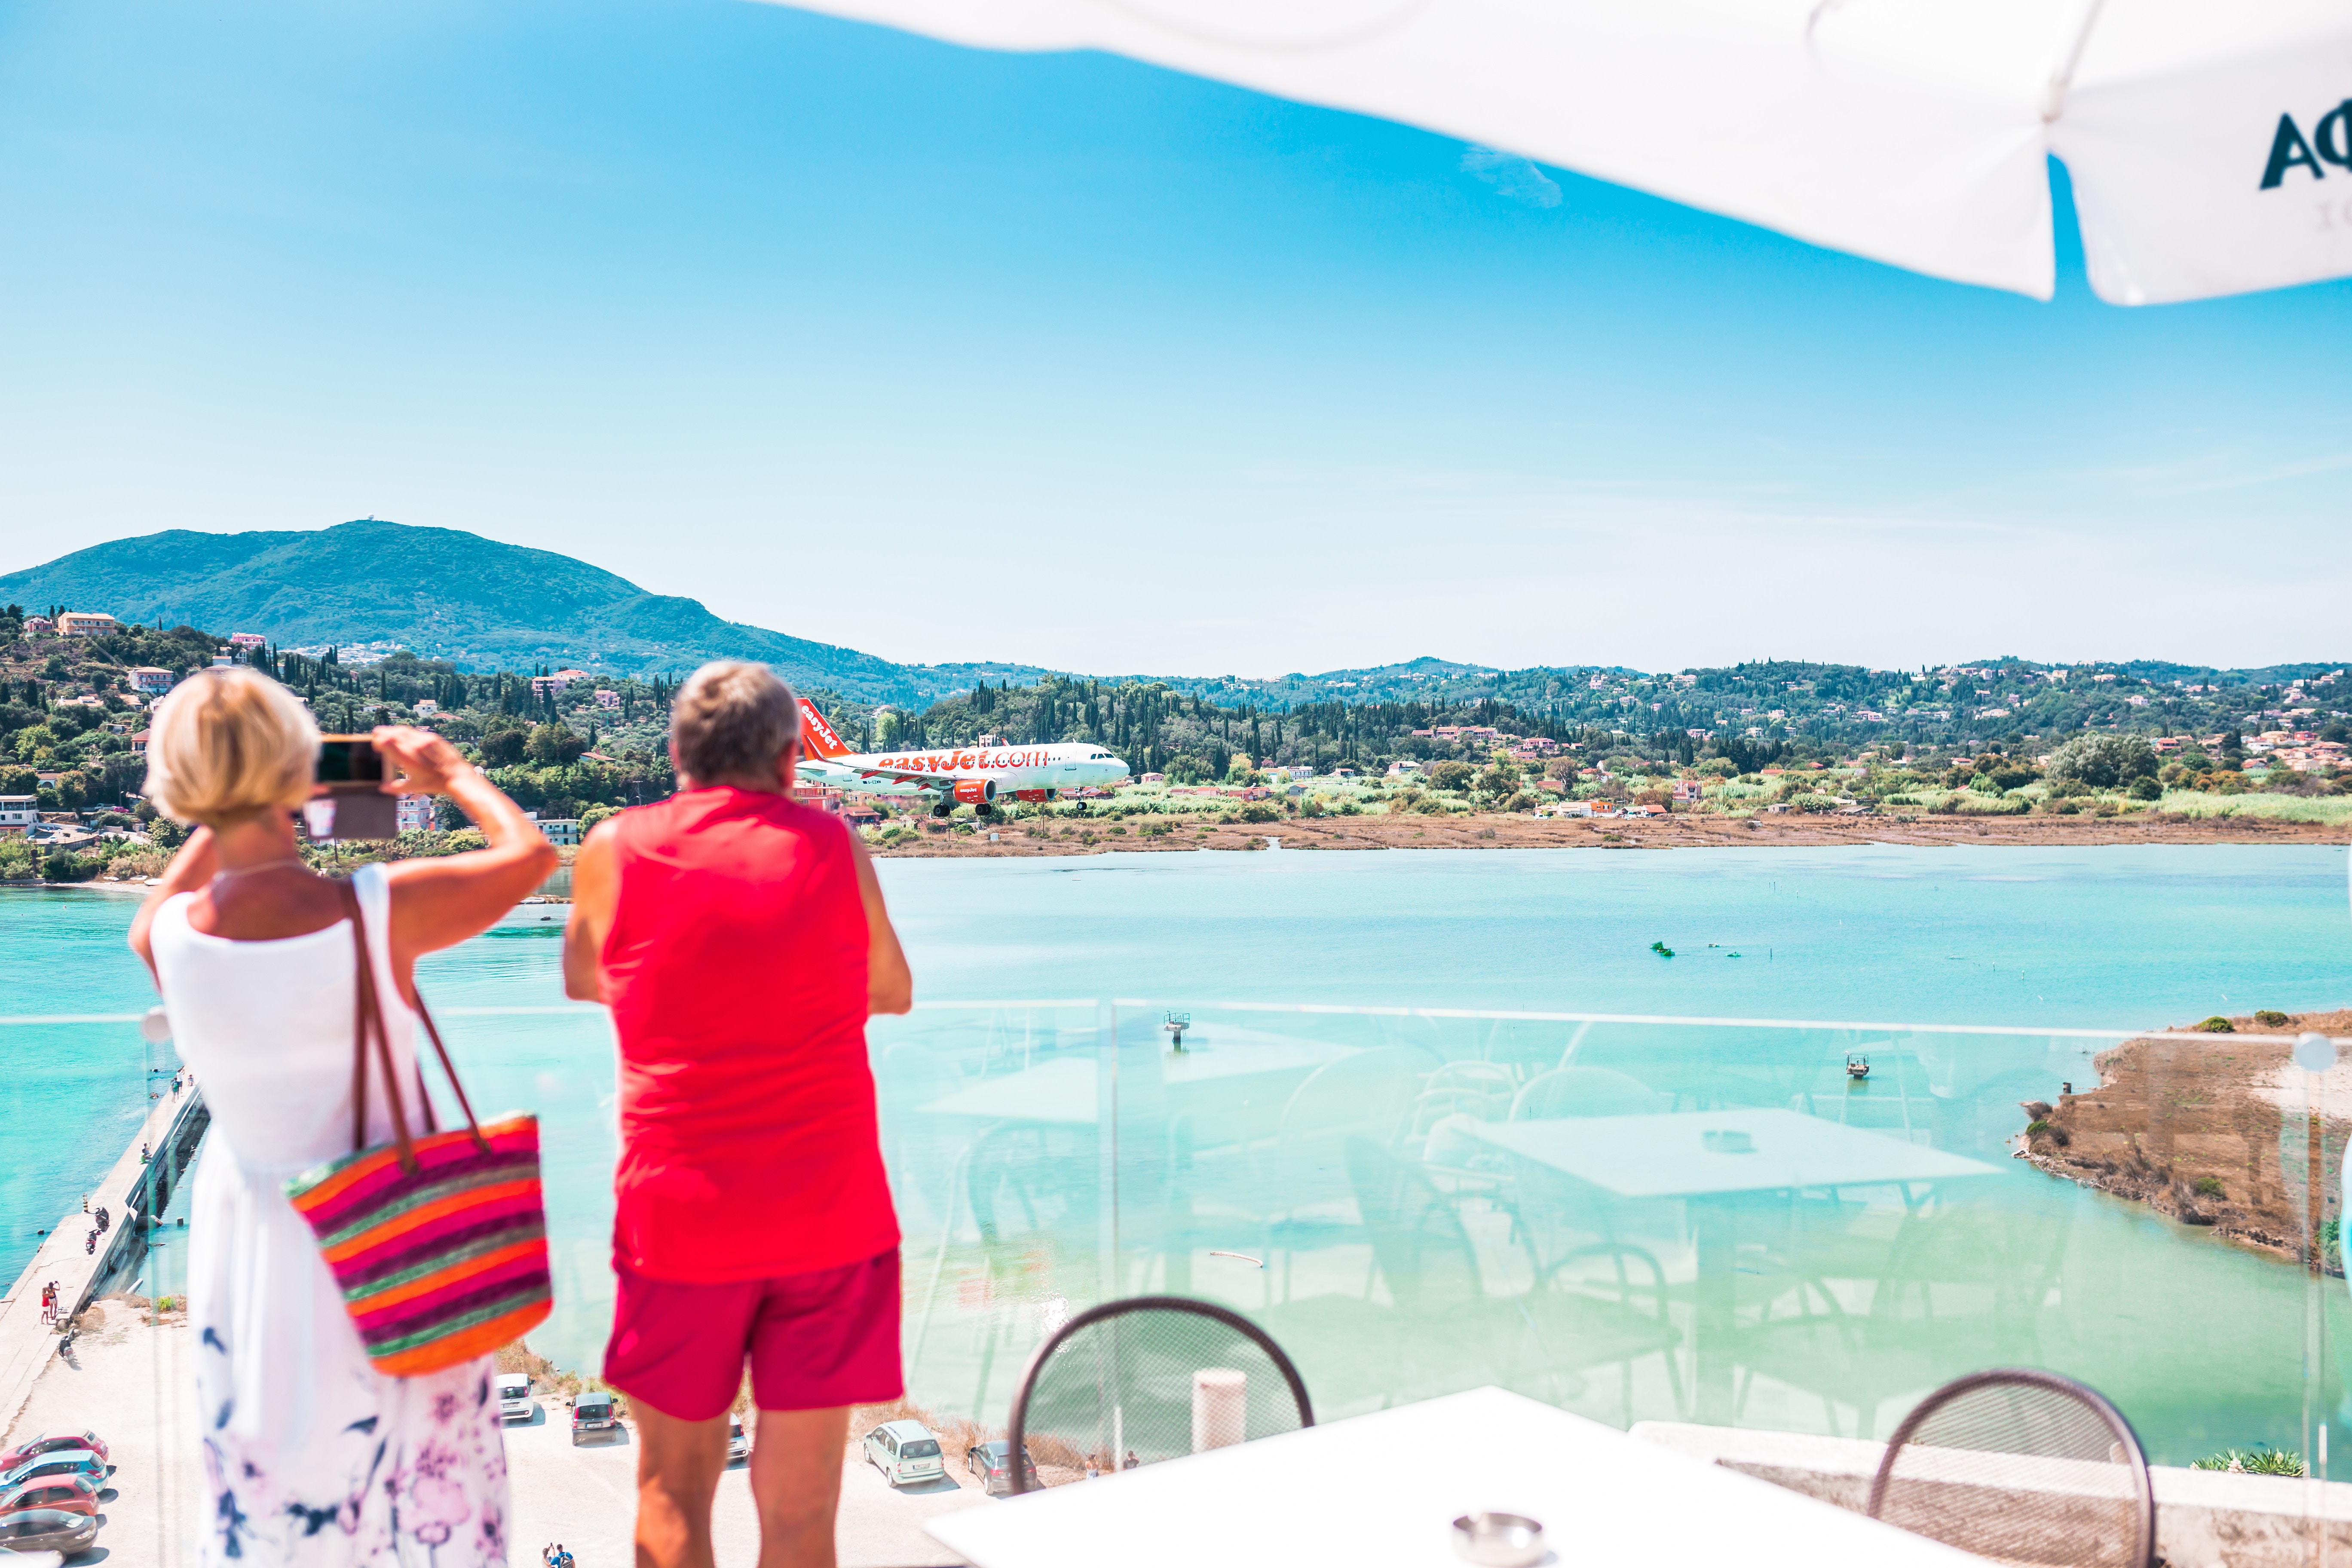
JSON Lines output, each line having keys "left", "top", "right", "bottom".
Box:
{"left": 2193, "top": 1448, "right": 2303, "bottom": 1477}
{"left": 2128, "top": 775, "right": 2163, "bottom": 801}
{"left": 2194, "top": 1176, "right": 2226, "bottom": 1197}
{"left": 2255, "top": 1010, "right": 2290, "bottom": 1028}
{"left": 2194, "top": 1016, "right": 2236, "bottom": 1033}
{"left": 1425, "top": 760, "right": 1473, "bottom": 792}
{"left": 1237, "top": 802, "right": 1279, "bottom": 824}
{"left": 0, "top": 839, "right": 35, "bottom": 880}
{"left": 2047, "top": 732, "right": 2157, "bottom": 789}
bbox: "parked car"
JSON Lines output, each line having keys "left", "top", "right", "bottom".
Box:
{"left": 570, "top": 1392, "right": 619, "bottom": 1445}
{"left": 0, "top": 1451, "right": 106, "bottom": 1491}
{"left": 0, "top": 1507, "right": 98, "bottom": 1556}
{"left": 862, "top": 1421, "right": 944, "bottom": 1486}
{"left": 496, "top": 1373, "right": 534, "bottom": 1422}
{"left": 726, "top": 1418, "right": 750, "bottom": 1464}
{"left": 962, "top": 1440, "right": 1039, "bottom": 1496}
{"left": 0, "top": 1431, "right": 108, "bottom": 1473}
{"left": 0, "top": 1476, "right": 99, "bottom": 1520}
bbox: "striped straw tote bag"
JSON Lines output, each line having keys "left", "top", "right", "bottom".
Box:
{"left": 285, "top": 881, "right": 553, "bottom": 1377}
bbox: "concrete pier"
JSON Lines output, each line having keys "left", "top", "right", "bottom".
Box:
{"left": 0, "top": 1077, "right": 208, "bottom": 1440}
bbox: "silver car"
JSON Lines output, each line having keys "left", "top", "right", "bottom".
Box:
{"left": 496, "top": 1374, "right": 534, "bottom": 1422}
{"left": 862, "top": 1421, "right": 944, "bottom": 1485}
{"left": 0, "top": 1507, "right": 98, "bottom": 1557}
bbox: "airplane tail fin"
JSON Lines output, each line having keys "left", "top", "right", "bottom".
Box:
{"left": 796, "top": 695, "right": 851, "bottom": 759}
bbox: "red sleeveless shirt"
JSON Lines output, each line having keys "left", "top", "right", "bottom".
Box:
{"left": 600, "top": 787, "right": 898, "bottom": 1283}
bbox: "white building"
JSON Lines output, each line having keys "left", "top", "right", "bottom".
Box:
{"left": 129, "top": 667, "right": 174, "bottom": 695}
{"left": 0, "top": 796, "right": 38, "bottom": 834}
{"left": 229, "top": 632, "right": 267, "bottom": 649}
{"left": 414, "top": 699, "right": 439, "bottom": 716}
{"left": 594, "top": 689, "right": 620, "bottom": 709}
{"left": 396, "top": 795, "right": 438, "bottom": 834}
{"left": 536, "top": 818, "right": 582, "bottom": 846}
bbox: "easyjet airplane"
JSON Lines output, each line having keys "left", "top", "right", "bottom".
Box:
{"left": 793, "top": 696, "right": 1130, "bottom": 812}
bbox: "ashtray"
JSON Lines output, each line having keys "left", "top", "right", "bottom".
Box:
{"left": 1452, "top": 1511, "right": 1546, "bottom": 1567}
{"left": 1701, "top": 1128, "right": 1755, "bottom": 1154}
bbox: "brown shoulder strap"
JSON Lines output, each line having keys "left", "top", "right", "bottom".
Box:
{"left": 410, "top": 993, "right": 488, "bottom": 1153}
{"left": 342, "top": 880, "right": 418, "bottom": 1173}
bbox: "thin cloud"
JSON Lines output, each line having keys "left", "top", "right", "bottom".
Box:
{"left": 1459, "top": 145, "right": 1562, "bottom": 208}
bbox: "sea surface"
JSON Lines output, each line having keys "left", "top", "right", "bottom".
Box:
{"left": 4, "top": 842, "right": 2348, "bottom": 1460}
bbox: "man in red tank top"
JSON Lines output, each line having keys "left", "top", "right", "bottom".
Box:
{"left": 563, "top": 662, "right": 912, "bottom": 1568}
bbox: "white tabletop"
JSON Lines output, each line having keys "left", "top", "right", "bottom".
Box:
{"left": 918, "top": 1033, "right": 1359, "bottom": 1125}
{"left": 1467, "top": 1108, "right": 2000, "bottom": 1199}
{"left": 924, "top": 1385, "right": 1978, "bottom": 1568}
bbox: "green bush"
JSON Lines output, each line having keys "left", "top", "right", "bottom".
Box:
{"left": 0, "top": 839, "right": 35, "bottom": 880}
{"left": 2254, "top": 1010, "right": 2290, "bottom": 1028}
{"left": 2194, "top": 1176, "right": 2226, "bottom": 1197}
{"left": 2128, "top": 775, "right": 2163, "bottom": 801}
{"left": 2194, "top": 1016, "right": 2236, "bottom": 1033}
{"left": 1236, "top": 802, "right": 1279, "bottom": 824}
{"left": 2193, "top": 1448, "right": 2303, "bottom": 1477}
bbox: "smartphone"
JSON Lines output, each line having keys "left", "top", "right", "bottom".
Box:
{"left": 306, "top": 735, "right": 398, "bottom": 840}
{"left": 315, "top": 737, "right": 385, "bottom": 785}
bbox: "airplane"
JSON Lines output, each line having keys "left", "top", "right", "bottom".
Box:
{"left": 793, "top": 695, "right": 1131, "bottom": 814}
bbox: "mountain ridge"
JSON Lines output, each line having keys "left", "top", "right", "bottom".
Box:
{"left": 0, "top": 521, "right": 1054, "bottom": 704}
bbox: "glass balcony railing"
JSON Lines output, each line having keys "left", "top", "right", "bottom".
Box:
{"left": 7, "top": 997, "right": 2345, "bottom": 1561}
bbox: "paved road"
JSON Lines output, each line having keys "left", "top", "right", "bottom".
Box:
{"left": 4, "top": 1304, "right": 985, "bottom": 1567}
{"left": 507, "top": 1400, "right": 988, "bottom": 1567}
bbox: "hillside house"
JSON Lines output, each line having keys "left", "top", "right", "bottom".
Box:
{"left": 59, "top": 612, "right": 118, "bottom": 637}
{"left": 229, "top": 632, "right": 268, "bottom": 649}
{"left": 0, "top": 796, "right": 37, "bottom": 835}
{"left": 594, "top": 689, "right": 620, "bottom": 708}
{"left": 128, "top": 667, "right": 175, "bottom": 695}
{"left": 23, "top": 616, "right": 53, "bottom": 635}
{"left": 130, "top": 732, "right": 149, "bottom": 755}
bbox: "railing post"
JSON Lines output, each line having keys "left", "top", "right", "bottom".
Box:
{"left": 1097, "top": 998, "right": 1119, "bottom": 1307}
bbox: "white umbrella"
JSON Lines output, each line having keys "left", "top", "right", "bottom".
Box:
{"left": 765, "top": 0, "right": 2352, "bottom": 304}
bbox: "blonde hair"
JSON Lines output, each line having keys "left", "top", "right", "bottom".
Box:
{"left": 670, "top": 662, "right": 800, "bottom": 784}
{"left": 144, "top": 667, "right": 320, "bottom": 826}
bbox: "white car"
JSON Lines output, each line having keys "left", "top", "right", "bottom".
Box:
{"left": 726, "top": 1418, "right": 751, "bottom": 1464}
{"left": 496, "top": 1374, "right": 534, "bottom": 1422}
{"left": 862, "top": 1420, "right": 944, "bottom": 1486}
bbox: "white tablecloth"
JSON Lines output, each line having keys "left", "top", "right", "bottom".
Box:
{"left": 925, "top": 1385, "right": 1980, "bottom": 1567}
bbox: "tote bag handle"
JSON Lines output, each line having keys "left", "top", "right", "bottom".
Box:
{"left": 341, "top": 879, "right": 490, "bottom": 1171}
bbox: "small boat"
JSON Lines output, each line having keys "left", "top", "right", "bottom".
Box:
{"left": 1846, "top": 1054, "right": 1870, "bottom": 1080}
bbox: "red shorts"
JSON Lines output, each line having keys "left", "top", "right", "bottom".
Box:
{"left": 603, "top": 1248, "right": 904, "bottom": 1421}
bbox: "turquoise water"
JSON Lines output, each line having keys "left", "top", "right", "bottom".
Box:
{"left": 3, "top": 844, "right": 2348, "bottom": 1464}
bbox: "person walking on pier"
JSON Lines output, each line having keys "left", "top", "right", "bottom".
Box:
{"left": 129, "top": 666, "right": 557, "bottom": 1567}
{"left": 564, "top": 662, "right": 914, "bottom": 1568}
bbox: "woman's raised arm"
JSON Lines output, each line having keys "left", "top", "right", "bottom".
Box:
{"left": 375, "top": 726, "right": 558, "bottom": 993}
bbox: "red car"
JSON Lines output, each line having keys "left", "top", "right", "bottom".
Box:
{"left": 0, "top": 1476, "right": 99, "bottom": 1520}
{"left": 0, "top": 1432, "right": 107, "bottom": 1474}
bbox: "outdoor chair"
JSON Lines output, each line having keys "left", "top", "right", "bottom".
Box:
{"left": 1507, "top": 1066, "right": 1664, "bottom": 1121}
{"left": 1868, "top": 1368, "right": 2156, "bottom": 1568}
{"left": 1006, "top": 1295, "right": 1314, "bottom": 1493}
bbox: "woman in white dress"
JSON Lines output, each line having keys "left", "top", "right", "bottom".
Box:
{"left": 129, "top": 669, "right": 557, "bottom": 1566}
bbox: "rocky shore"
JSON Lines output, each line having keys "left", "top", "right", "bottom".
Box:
{"left": 2022, "top": 1009, "right": 2352, "bottom": 1272}
{"left": 867, "top": 807, "right": 2350, "bottom": 857}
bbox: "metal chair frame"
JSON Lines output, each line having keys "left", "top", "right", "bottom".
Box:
{"left": 1005, "top": 1294, "right": 1315, "bottom": 1494}
{"left": 1866, "top": 1366, "right": 2156, "bottom": 1568}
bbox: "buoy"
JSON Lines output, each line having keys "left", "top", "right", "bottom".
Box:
{"left": 1650, "top": 941, "right": 1675, "bottom": 959}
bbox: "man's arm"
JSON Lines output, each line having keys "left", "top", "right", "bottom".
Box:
{"left": 848, "top": 833, "right": 912, "bottom": 1015}
{"left": 562, "top": 821, "right": 620, "bottom": 1003}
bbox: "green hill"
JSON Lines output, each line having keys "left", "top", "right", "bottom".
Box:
{"left": 0, "top": 520, "right": 1044, "bottom": 703}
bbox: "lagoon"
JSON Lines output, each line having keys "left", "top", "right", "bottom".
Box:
{"left": 3, "top": 843, "right": 2348, "bottom": 1461}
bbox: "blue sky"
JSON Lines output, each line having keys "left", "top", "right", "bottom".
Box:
{"left": 3, "top": 0, "right": 2346, "bottom": 677}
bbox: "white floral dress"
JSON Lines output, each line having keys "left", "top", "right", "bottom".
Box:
{"left": 151, "top": 865, "right": 510, "bottom": 1565}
